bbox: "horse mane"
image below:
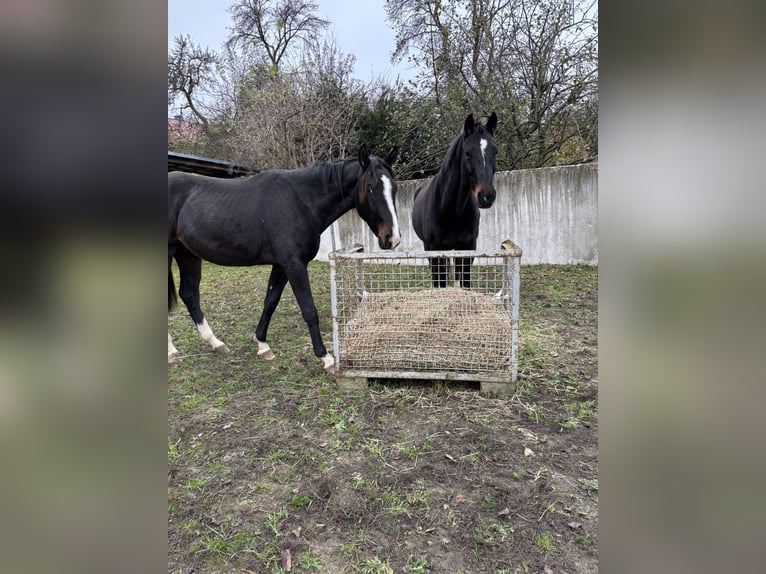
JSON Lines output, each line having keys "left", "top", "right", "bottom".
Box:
{"left": 298, "top": 157, "right": 358, "bottom": 196}
{"left": 428, "top": 133, "right": 465, "bottom": 195}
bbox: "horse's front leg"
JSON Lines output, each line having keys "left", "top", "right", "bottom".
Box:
{"left": 429, "top": 256, "right": 449, "bottom": 288}
{"left": 285, "top": 262, "right": 334, "bottom": 370}
{"left": 254, "top": 264, "right": 289, "bottom": 360}
{"left": 455, "top": 256, "right": 474, "bottom": 289}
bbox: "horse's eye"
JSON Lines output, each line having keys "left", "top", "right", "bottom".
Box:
{"left": 367, "top": 185, "right": 374, "bottom": 195}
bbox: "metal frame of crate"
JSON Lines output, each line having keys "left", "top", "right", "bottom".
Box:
{"left": 328, "top": 240, "right": 522, "bottom": 394}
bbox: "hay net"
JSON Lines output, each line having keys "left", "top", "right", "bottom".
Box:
{"left": 331, "top": 254, "right": 515, "bottom": 375}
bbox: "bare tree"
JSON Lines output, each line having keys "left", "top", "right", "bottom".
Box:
{"left": 227, "top": 0, "right": 329, "bottom": 71}
{"left": 386, "top": 0, "right": 598, "bottom": 168}
{"left": 220, "top": 32, "right": 366, "bottom": 170}
{"left": 167, "top": 35, "right": 219, "bottom": 131}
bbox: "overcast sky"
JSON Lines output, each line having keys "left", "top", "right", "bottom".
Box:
{"left": 167, "top": 0, "right": 415, "bottom": 84}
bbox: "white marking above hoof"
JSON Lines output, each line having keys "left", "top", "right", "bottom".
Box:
{"left": 197, "top": 319, "right": 227, "bottom": 352}
{"left": 168, "top": 332, "right": 181, "bottom": 363}
{"left": 321, "top": 354, "right": 335, "bottom": 371}
{"left": 256, "top": 339, "right": 276, "bottom": 360}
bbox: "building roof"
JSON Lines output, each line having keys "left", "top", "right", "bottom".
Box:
{"left": 167, "top": 151, "right": 256, "bottom": 178}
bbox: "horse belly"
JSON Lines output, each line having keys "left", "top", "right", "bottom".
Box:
{"left": 176, "top": 203, "right": 274, "bottom": 266}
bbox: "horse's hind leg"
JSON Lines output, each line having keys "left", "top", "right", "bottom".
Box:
{"left": 168, "top": 332, "right": 181, "bottom": 363}
{"left": 429, "top": 256, "right": 449, "bottom": 288}
{"left": 455, "top": 256, "right": 473, "bottom": 289}
{"left": 176, "top": 247, "right": 229, "bottom": 354}
{"left": 254, "top": 264, "right": 289, "bottom": 360}
{"left": 168, "top": 244, "right": 183, "bottom": 363}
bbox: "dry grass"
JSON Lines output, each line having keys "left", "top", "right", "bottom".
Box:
{"left": 341, "top": 287, "right": 512, "bottom": 373}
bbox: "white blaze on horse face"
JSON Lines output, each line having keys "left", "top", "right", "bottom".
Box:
{"left": 480, "top": 138, "right": 488, "bottom": 167}
{"left": 381, "top": 174, "right": 400, "bottom": 248}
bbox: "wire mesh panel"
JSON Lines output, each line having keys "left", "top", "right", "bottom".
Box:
{"left": 329, "top": 241, "right": 521, "bottom": 387}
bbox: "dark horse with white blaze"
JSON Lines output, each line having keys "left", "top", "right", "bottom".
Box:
{"left": 168, "top": 145, "right": 399, "bottom": 369}
{"left": 412, "top": 112, "right": 498, "bottom": 289}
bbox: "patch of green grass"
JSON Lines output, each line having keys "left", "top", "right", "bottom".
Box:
{"left": 179, "top": 394, "right": 207, "bottom": 411}
{"left": 168, "top": 439, "right": 181, "bottom": 464}
{"left": 196, "top": 529, "right": 256, "bottom": 562}
{"left": 289, "top": 492, "right": 313, "bottom": 508}
{"left": 535, "top": 532, "right": 556, "bottom": 555}
{"left": 479, "top": 494, "right": 498, "bottom": 512}
{"left": 250, "top": 539, "right": 281, "bottom": 564}
{"left": 349, "top": 472, "right": 368, "bottom": 490}
{"left": 186, "top": 477, "right": 208, "bottom": 491}
{"left": 205, "top": 459, "right": 225, "bottom": 472}
{"left": 578, "top": 477, "right": 599, "bottom": 491}
{"left": 362, "top": 438, "right": 385, "bottom": 459}
{"left": 180, "top": 518, "right": 199, "bottom": 536}
{"left": 298, "top": 548, "right": 322, "bottom": 569}
{"left": 265, "top": 507, "right": 287, "bottom": 536}
{"left": 575, "top": 531, "right": 595, "bottom": 545}
{"left": 380, "top": 489, "right": 409, "bottom": 518}
{"left": 407, "top": 556, "right": 429, "bottom": 574}
{"left": 341, "top": 528, "right": 366, "bottom": 559}
{"left": 358, "top": 555, "right": 394, "bottom": 574}
{"left": 474, "top": 522, "right": 513, "bottom": 544}
{"left": 394, "top": 442, "right": 419, "bottom": 460}
{"left": 445, "top": 505, "right": 461, "bottom": 527}
{"left": 405, "top": 483, "right": 432, "bottom": 508}
{"left": 263, "top": 448, "right": 296, "bottom": 463}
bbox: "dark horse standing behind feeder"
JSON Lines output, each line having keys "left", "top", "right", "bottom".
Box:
{"left": 168, "top": 145, "right": 400, "bottom": 370}
{"left": 412, "top": 112, "right": 498, "bottom": 289}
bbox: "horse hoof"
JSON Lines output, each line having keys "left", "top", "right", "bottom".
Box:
{"left": 258, "top": 349, "right": 276, "bottom": 360}
{"left": 213, "top": 344, "right": 230, "bottom": 354}
{"left": 168, "top": 351, "right": 182, "bottom": 364}
{"left": 321, "top": 354, "right": 335, "bottom": 371}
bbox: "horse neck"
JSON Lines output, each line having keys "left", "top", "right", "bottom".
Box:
{"left": 313, "top": 158, "right": 360, "bottom": 230}
{"left": 435, "top": 137, "right": 472, "bottom": 216}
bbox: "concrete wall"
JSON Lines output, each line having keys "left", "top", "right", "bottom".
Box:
{"left": 318, "top": 163, "right": 598, "bottom": 265}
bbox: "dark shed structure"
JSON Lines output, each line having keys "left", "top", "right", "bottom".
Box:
{"left": 167, "top": 151, "right": 255, "bottom": 178}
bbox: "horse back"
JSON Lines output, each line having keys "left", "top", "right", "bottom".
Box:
{"left": 168, "top": 171, "right": 320, "bottom": 266}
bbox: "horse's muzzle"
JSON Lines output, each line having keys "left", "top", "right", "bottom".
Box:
{"left": 476, "top": 187, "right": 496, "bottom": 209}
{"left": 379, "top": 231, "right": 401, "bottom": 250}
{"left": 378, "top": 223, "right": 400, "bottom": 250}
{"left": 474, "top": 182, "right": 497, "bottom": 209}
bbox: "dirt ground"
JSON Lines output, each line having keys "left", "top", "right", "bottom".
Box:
{"left": 168, "top": 263, "right": 597, "bottom": 573}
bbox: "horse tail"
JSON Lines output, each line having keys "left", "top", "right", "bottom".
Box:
{"left": 168, "top": 266, "right": 178, "bottom": 311}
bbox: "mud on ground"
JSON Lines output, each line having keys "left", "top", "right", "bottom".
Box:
{"left": 168, "top": 263, "right": 598, "bottom": 573}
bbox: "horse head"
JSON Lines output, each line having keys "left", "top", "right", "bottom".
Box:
{"left": 462, "top": 112, "right": 498, "bottom": 209}
{"left": 355, "top": 144, "right": 401, "bottom": 250}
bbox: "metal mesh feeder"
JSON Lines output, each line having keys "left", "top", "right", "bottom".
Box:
{"left": 329, "top": 240, "right": 521, "bottom": 394}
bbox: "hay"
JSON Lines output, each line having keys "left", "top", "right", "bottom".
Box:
{"left": 340, "top": 287, "right": 512, "bottom": 373}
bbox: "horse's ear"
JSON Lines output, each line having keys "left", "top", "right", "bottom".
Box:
{"left": 358, "top": 143, "right": 370, "bottom": 169}
{"left": 464, "top": 114, "right": 475, "bottom": 136}
{"left": 486, "top": 112, "right": 498, "bottom": 135}
{"left": 385, "top": 146, "right": 399, "bottom": 166}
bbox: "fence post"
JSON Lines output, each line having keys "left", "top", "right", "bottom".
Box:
{"left": 501, "top": 240, "right": 522, "bottom": 382}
